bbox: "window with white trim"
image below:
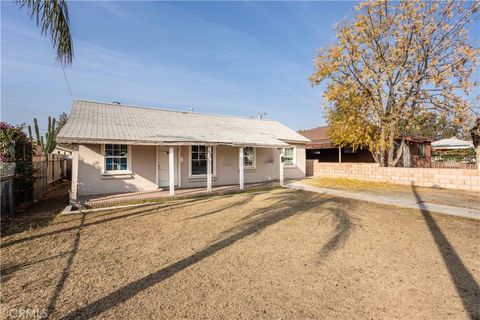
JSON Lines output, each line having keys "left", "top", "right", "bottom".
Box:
{"left": 243, "top": 147, "right": 256, "bottom": 168}
{"left": 104, "top": 144, "right": 129, "bottom": 172}
{"left": 190, "top": 145, "right": 214, "bottom": 176}
{"left": 283, "top": 147, "right": 295, "bottom": 166}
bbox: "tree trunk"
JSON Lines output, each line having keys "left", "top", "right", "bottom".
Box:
{"left": 476, "top": 146, "right": 480, "bottom": 171}
{"left": 402, "top": 142, "right": 410, "bottom": 167}
{"left": 386, "top": 126, "right": 396, "bottom": 167}
{"left": 380, "top": 147, "right": 385, "bottom": 166}
{"left": 389, "top": 138, "right": 406, "bottom": 167}
{"left": 370, "top": 149, "right": 380, "bottom": 163}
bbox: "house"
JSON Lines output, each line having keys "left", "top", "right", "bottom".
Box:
{"left": 298, "top": 126, "right": 433, "bottom": 168}
{"left": 432, "top": 137, "right": 474, "bottom": 151}
{"left": 52, "top": 145, "right": 73, "bottom": 157}
{"left": 57, "top": 100, "right": 309, "bottom": 203}
{"left": 431, "top": 137, "right": 476, "bottom": 167}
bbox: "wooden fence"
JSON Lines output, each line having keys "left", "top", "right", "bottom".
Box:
{"left": 33, "top": 154, "right": 71, "bottom": 200}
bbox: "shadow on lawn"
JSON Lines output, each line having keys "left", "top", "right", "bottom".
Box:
{"left": 185, "top": 193, "right": 257, "bottom": 220}
{"left": 317, "top": 206, "right": 352, "bottom": 261}
{"left": 1, "top": 182, "right": 70, "bottom": 238}
{"left": 45, "top": 213, "right": 86, "bottom": 320}
{"left": 412, "top": 184, "right": 480, "bottom": 320}
{"left": 0, "top": 252, "right": 69, "bottom": 284}
{"left": 61, "top": 190, "right": 354, "bottom": 320}
{"left": 0, "top": 197, "right": 215, "bottom": 249}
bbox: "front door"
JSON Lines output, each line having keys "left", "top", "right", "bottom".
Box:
{"left": 158, "top": 147, "right": 169, "bottom": 187}
{"left": 157, "top": 146, "right": 179, "bottom": 187}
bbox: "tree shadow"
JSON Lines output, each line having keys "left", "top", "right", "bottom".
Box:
{"left": 412, "top": 184, "right": 480, "bottom": 320}
{"left": 317, "top": 207, "right": 353, "bottom": 263}
{"left": 1, "top": 196, "right": 214, "bottom": 249}
{"left": 61, "top": 190, "right": 354, "bottom": 320}
{"left": 1, "top": 182, "right": 70, "bottom": 238}
{"left": 45, "top": 213, "right": 85, "bottom": 319}
{"left": 184, "top": 193, "right": 256, "bottom": 220}
{"left": 0, "top": 252, "right": 69, "bottom": 284}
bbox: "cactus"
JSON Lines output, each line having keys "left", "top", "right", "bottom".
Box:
{"left": 28, "top": 117, "right": 57, "bottom": 157}
{"left": 28, "top": 117, "right": 56, "bottom": 189}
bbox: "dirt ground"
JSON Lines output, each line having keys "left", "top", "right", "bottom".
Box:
{"left": 1, "top": 188, "right": 479, "bottom": 319}
{"left": 304, "top": 177, "right": 480, "bottom": 210}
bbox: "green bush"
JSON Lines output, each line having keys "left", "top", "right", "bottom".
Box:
{"left": 432, "top": 149, "right": 476, "bottom": 163}
{"left": 0, "top": 122, "right": 35, "bottom": 204}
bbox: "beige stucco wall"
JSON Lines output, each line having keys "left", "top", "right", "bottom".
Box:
{"left": 75, "top": 143, "right": 306, "bottom": 196}
{"left": 178, "top": 144, "right": 305, "bottom": 188}
{"left": 77, "top": 144, "right": 157, "bottom": 196}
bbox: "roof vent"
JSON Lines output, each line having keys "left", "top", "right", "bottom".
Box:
{"left": 112, "top": 101, "right": 121, "bottom": 105}
{"left": 189, "top": 107, "right": 194, "bottom": 113}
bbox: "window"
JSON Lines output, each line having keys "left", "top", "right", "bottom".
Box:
{"left": 190, "top": 146, "right": 214, "bottom": 176}
{"left": 104, "top": 144, "right": 129, "bottom": 172}
{"left": 283, "top": 147, "right": 295, "bottom": 166}
{"left": 419, "top": 143, "right": 426, "bottom": 158}
{"left": 243, "top": 147, "right": 256, "bottom": 168}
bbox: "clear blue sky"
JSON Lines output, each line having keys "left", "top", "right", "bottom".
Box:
{"left": 1, "top": 1, "right": 478, "bottom": 135}
{"left": 1, "top": 1, "right": 357, "bottom": 133}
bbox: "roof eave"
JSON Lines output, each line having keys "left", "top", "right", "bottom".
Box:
{"left": 56, "top": 137, "right": 289, "bottom": 148}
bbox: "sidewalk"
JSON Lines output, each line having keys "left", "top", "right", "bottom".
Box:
{"left": 286, "top": 181, "right": 480, "bottom": 220}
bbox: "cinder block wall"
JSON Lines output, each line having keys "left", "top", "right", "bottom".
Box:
{"left": 307, "top": 160, "right": 480, "bottom": 192}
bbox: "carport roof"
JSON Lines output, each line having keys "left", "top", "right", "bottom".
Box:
{"left": 57, "top": 100, "right": 310, "bottom": 147}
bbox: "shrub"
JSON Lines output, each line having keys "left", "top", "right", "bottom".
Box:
{"left": 0, "top": 122, "right": 35, "bottom": 204}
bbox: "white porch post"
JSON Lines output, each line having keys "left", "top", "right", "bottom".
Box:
{"left": 177, "top": 146, "right": 182, "bottom": 188}
{"left": 239, "top": 147, "right": 244, "bottom": 190}
{"left": 70, "top": 144, "right": 79, "bottom": 204}
{"left": 338, "top": 147, "right": 342, "bottom": 163}
{"left": 169, "top": 146, "right": 175, "bottom": 196}
{"left": 279, "top": 148, "right": 284, "bottom": 186}
{"left": 207, "top": 146, "right": 212, "bottom": 192}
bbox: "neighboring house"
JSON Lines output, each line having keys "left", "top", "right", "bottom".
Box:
{"left": 432, "top": 137, "right": 474, "bottom": 151}
{"left": 298, "top": 126, "right": 433, "bottom": 168}
{"left": 431, "top": 137, "right": 476, "bottom": 167}
{"left": 57, "top": 100, "right": 309, "bottom": 202}
{"left": 53, "top": 145, "right": 73, "bottom": 157}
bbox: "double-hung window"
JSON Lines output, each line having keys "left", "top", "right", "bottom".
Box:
{"left": 243, "top": 147, "right": 256, "bottom": 169}
{"left": 419, "top": 143, "right": 426, "bottom": 158}
{"left": 283, "top": 147, "right": 295, "bottom": 166}
{"left": 104, "top": 144, "right": 129, "bottom": 172}
{"left": 191, "top": 145, "right": 214, "bottom": 176}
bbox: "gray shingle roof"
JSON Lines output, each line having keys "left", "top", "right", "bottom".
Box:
{"left": 57, "top": 100, "right": 310, "bottom": 147}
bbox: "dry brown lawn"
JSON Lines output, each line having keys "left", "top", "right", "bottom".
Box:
{"left": 1, "top": 189, "right": 479, "bottom": 319}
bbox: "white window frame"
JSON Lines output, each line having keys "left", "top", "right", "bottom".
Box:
{"left": 101, "top": 144, "right": 132, "bottom": 175}
{"left": 188, "top": 145, "right": 216, "bottom": 178}
{"left": 243, "top": 147, "right": 256, "bottom": 169}
{"left": 283, "top": 146, "right": 296, "bottom": 167}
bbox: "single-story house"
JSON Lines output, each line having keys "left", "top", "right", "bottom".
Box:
{"left": 57, "top": 100, "right": 309, "bottom": 203}
{"left": 298, "top": 126, "right": 433, "bottom": 168}
{"left": 431, "top": 136, "right": 476, "bottom": 167}
{"left": 432, "top": 137, "right": 474, "bottom": 151}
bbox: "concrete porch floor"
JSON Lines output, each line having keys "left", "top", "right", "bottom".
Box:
{"left": 79, "top": 181, "right": 279, "bottom": 208}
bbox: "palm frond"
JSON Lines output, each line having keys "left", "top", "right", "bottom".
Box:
{"left": 17, "top": 0, "right": 74, "bottom": 66}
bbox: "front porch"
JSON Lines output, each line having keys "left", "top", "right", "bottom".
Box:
{"left": 78, "top": 181, "right": 279, "bottom": 208}
{"left": 71, "top": 143, "right": 295, "bottom": 204}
